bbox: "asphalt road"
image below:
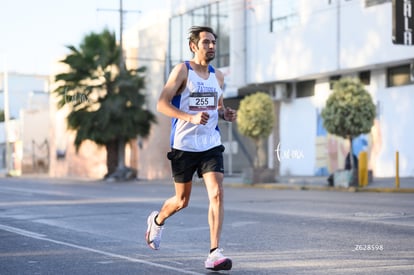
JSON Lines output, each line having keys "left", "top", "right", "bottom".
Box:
{"left": 0, "top": 176, "right": 413, "bottom": 274}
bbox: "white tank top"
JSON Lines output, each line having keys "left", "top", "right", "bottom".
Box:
{"left": 170, "top": 61, "right": 223, "bottom": 152}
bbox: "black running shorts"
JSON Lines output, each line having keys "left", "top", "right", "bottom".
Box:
{"left": 167, "top": 145, "right": 225, "bottom": 183}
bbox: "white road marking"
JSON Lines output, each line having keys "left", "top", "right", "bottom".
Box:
{"left": 0, "top": 197, "right": 164, "bottom": 207}
{"left": 0, "top": 224, "right": 203, "bottom": 275}
{"left": 0, "top": 224, "right": 46, "bottom": 238}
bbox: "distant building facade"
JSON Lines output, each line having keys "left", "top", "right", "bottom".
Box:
{"left": 135, "top": 0, "right": 414, "bottom": 179}
{"left": 0, "top": 72, "right": 50, "bottom": 175}
{"left": 45, "top": 0, "right": 413, "bottom": 180}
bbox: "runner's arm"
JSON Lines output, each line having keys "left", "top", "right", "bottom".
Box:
{"left": 215, "top": 70, "right": 237, "bottom": 122}
{"left": 157, "top": 63, "right": 208, "bottom": 125}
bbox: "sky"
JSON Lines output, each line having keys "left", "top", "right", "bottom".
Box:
{"left": 0, "top": 0, "right": 168, "bottom": 75}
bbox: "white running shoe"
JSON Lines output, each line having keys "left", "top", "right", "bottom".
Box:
{"left": 204, "top": 248, "right": 232, "bottom": 271}
{"left": 145, "top": 211, "right": 163, "bottom": 250}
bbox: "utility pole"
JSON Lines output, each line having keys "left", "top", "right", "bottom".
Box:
{"left": 97, "top": 0, "right": 141, "bottom": 71}
{"left": 119, "top": 0, "right": 124, "bottom": 69}
{"left": 97, "top": 0, "right": 141, "bottom": 174}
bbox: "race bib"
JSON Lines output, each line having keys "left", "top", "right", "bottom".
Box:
{"left": 189, "top": 92, "right": 217, "bottom": 111}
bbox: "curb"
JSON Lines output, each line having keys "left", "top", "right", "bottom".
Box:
{"left": 354, "top": 187, "right": 414, "bottom": 193}
{"left": 224, "top": 183, "right": 414, "bottom": 193}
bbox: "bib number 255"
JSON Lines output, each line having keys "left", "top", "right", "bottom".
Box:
{"left": 189, "top": 92, "right": 217, "bottom": 111}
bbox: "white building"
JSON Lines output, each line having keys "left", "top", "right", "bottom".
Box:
{"left": 0, "top": 72, "right": 50, "bottom": 174}
{"left": 132, "top": 0, "right": 414, "bottom": 179}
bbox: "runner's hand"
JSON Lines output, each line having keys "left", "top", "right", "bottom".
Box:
{"left": 224, "top": 107, "right": 237, "bottom": 122}
{"left": 190, "top": 112, "right": 210, "bottom": 125}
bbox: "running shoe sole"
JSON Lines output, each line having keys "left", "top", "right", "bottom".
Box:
{"left": 206, "top": 258, "right": 232, "bottom": 271}
{"left": 146, "top": 211, "right": 159, "bottom": 250}
{"left": 145, "top": 232, "right": 156, "bottom": 250}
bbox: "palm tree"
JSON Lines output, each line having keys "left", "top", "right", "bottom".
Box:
{"left": 54, "top": 29, "right": 156, "bottom": 179}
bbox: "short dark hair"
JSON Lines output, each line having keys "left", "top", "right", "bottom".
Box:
{"left": 188, "top": 26, "right": 217, "bottom": 53}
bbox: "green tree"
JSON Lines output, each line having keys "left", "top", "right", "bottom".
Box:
{"left": 54, "top": 29, "right": 156, "bottom": 179}
{"left": 321, "top": 78, "right": 376, "bottom": 169}
{"left": 237, "top": 92, "right": 274, "bottom": 168}
{"left": 0, "top": 110, "right": 4, "bottom": 122}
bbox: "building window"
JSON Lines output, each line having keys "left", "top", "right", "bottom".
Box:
{"left": 359, "top": 71, "right": 371, "bottom": 85}
{"left": 329, "top": 75, "right": 341, "bottom": 90}
{"left": 270, "top": 0, "right": 299, "bottom": 32}
{"left": 365, "top": 0, "right": 391, "bottom": 8}
{"left": 169, "top": 1, "right": 229, "bottom": 69}
{"left": 387, "top": 64, "right": 414, "bottom": 87}
{"left": 296, "top": 80, "right": 315, "bottom": 98}
{"left": 213, "top": 0, "right": 230, "bottom": 68}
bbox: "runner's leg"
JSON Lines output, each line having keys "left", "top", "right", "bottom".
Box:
{"left": 203, "top": 171, "right": 224, "bottom": 250}
{"left": 156, "top": 181, "right": 192, "bottom": 225}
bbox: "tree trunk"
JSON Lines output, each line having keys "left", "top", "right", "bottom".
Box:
{"left": 348, "top": 136, "right": 358, "bottom": 186}
{"left": 255, "top": 138, "right": 266, "bottom": 168}
{"left": 105, "top": 139, "right": 118, "bottom": 177}
{"left": 117, "top": 138, "right": 126, "bottom": 169}
{"left": 104, "top": 138, "right": 137, "bottom": 181}
{"left": 349, "top": 136, "right": 354, "bottom": 170}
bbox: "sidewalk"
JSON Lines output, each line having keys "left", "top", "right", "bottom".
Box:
{"left": 223, "top": 174, "right": 414, "bottom": 193}
{"left": 2, "top": 172, "right": 413, "bottom": 193}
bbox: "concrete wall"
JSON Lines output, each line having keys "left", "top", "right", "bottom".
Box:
{"left": 373, "top": 70, "right": 414, "bottom": 177}
{"left": 21, "top": 109, "right": 50, "bottom": 173}
{"left": 135, "top": 11, "right": 171, "bottom": 180}
{"left": 247, "top": 0, "right": 413, "bottom": 82}
{"left": 247, "top": 0, "right": 414, "bottom": 177}
{"left": 279, "top": 69, "right": 414, "bottom": 177}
